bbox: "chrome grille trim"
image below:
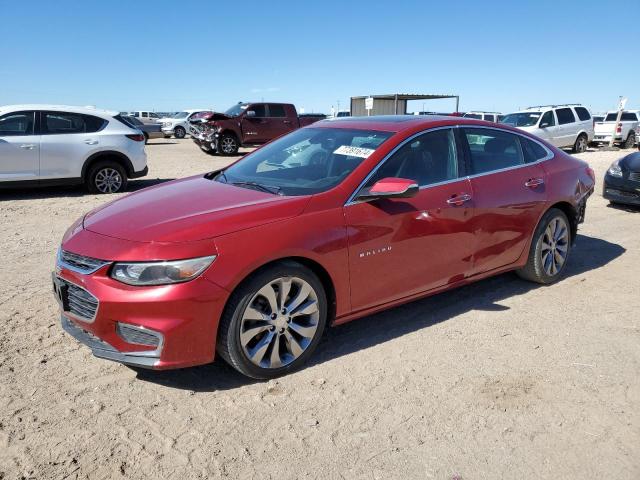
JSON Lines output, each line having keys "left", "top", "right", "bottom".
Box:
{"left": 60, "top": 279, "right": 99, "bottom": 323}
{"left": 116, "top": 323, "right": 164, "bottom": 357}
{"left": 58, "top": 249, "right": 110, "bottom": 274}
{"left": 629, "top": 171, "right": 640, "bottom": 182}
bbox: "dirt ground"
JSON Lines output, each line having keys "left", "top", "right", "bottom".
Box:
{"left": 1, "top": 139, "right": 639, "bottom": 480}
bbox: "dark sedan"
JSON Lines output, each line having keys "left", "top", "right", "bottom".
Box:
{"left": 603, "top": 152, "right": 640, "bottom": 206}
{"left": 121, "top": 116, "right": 164, "bottom": 143}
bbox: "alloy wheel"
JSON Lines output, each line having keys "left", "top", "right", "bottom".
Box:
{"left": 94, "top": 168, "right": 123, "bottom": 193}
{"left": 576, "top": 136, "right": 587, "bottom": 153}
{"left": 240, "top": 276, "right": 320, "bottom": 369}
{"left": 221, "top": 137, "right": 237, "bottom": 154}
{"left": 541, "top": 217, "right": 569, "bottom": 276}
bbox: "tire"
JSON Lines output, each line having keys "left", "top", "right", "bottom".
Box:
{"left": 622, "top": 132, "right": 635, "bottom": 149}
{"left": 517, "top": 208, "right": 571, "bottom": 284}
{"left": 217, "top": 261, "right": 327, "bottom": 379}
{"left": 174, "top": 126, "right": 186, "bottom": 139}
{"left": 218, "top": 133, "right": 239, "bottom": 155}
{"left": 573, "top": 134, "right": 588, "bottom": 153}
{"left": 85, "top": 161, "right": 128, "bottom": 194}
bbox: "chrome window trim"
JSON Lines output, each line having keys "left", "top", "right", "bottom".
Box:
{"left": 344, "top": 124, "right": 553, "bottom": 206}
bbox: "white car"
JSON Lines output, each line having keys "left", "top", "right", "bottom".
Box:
{"left": 0, "top": 105, "right": 148, "bottom": 194}
{"left": 463, "top": 111, "right": 502, "bottom": 122}
{"left": 593, "top": 110, "right": 639, "bottom": 148}
{"left": 159, "top": 109, "right": 210, "bottom": 139}
{"left": 500, "top": 104, "right": 594, "bottom": 153}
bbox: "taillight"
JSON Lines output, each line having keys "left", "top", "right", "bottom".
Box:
{"left": 616, "top": 123, "right": 622, "bottom": 134}
{"left": 126, "top": 134, "right": 145, "bottom": 142}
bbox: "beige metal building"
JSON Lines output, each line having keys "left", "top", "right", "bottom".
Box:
{"left": 350, "top": 93, "right": 460, "bottom": 116}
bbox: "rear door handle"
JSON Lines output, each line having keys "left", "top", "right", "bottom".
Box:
{"left": 84, "top": 139, "right": 98, "bottom": 145}
{"left": 19, "top": 144, "right": 36, "bottom": 149}
{"left": 524, "top": 178, "right": 544, "bottom": 188}
{"left": 446, "top": 193, "right": 472, "bottom": 206}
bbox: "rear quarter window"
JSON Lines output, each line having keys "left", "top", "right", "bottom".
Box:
{"left": 555, "top": 108, "right": 576, "bottom": 125}
{"left": 574, "top": 107, "right": 591, "bottom": 121}
{"left": 521, "top": 137, "right": 549, "bottom": 163}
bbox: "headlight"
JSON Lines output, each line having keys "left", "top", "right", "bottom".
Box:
{"left": 111, "top": 256, "right": 216, "bottom": 286}
{"left": 162, "top": 122, "right": 171, "bottom": 128}
{"left": 608, "top": 161, "right": 623, "bottom": 178}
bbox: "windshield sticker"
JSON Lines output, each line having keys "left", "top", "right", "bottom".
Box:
{"left": 333, "top": 145, "right": 376, "bottom": 158}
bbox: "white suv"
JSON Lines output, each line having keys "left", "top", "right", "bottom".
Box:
{"left": 159, "top": 109, "right": 210, "bottom": 138}
{"left": 500, "top": 104, "right": 594, "bottom": 153}
{"left": 0, "top": 105, "right": 148, "bottom": 194}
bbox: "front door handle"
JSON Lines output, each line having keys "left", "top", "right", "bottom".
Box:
{"left": 283, "top": 120, "right": 292, "bottom": 124}
{"left": 446, "top": 193, "right": 472, "bottom": 206}
{"left": 19, "top": 144, "right": 36, "bottom": 150}
{"left": 524, "top": 178, "right": 544, "bottom": 188}
{"left": 84, "top": 139, "right": 98, "bottom": 145}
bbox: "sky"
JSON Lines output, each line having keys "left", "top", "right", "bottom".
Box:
{"left": 2, "top": 0, "right": 638, "bottom": 115}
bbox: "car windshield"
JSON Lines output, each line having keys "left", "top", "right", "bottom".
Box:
{"left": 171, "top": 112, "right": 189, "bottom": 119}
{"left": 500, "top": 112, "right": 542, "bottom": 127}
{"left": 224, "top": 103, "right": 248, "bottom": 117}
{"left": 216, "top": 127, "right": 393, "bottom": 196}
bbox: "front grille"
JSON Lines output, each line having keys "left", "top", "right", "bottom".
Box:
{"left": 629, "top": 172, "right": 640, "bottom": 182}
{"left": 605, "top": 188, "right": 638, "bottom": 199}
{"left": 116, "top": 323, "right": 162, "bottom": 348}
{"left": 62, "top": 316, "right": 116, "bottom": 352}
{"left": 59, "top": 250, "right": 110, "bottom": 274}
{"left": 61, "top": 279, "right": 99, "bottom": 322}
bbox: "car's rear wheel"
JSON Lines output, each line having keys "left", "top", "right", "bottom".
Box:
{"left": 573, "top": 134, "right": 588, "bottom": 153}
{"left": 86, "top": 161, "right": 128, "bottom": 194}
{"left": 517, "top": 208, "right": 571, "bottom": 284}
{"left": 623, "top": 132, "right": 635, "bottom": 149}
{"left": 218, "top": 133, "right": 239, "bottom": 155}
{"left": 174, "top": 126, "right": 186, "bottom": 139}
{"left": 217, "top": 262, "right": 327, "bottom": 379}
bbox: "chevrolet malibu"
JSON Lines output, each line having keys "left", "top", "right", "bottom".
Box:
{"left": 54, "top": 116, "right": 595, "bottom": 379}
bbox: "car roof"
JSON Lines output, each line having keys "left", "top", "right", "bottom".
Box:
{"left": 0, "top": 104, "right": 118, "bottom": 117}
{"left": 314, "top": 115, "right": 499, "bottom": 133}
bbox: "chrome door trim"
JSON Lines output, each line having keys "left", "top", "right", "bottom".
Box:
{"left": 345, "top": 124, "right": 554, "bottom": 207}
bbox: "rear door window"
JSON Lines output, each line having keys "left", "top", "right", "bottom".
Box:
{"left": 621, "top": 112, "right": 639, "bottom": 121}
{"left": 520, "top": 137, "right": 549, "bottom": 163}
{"left": 268, "top": 104, "right": 286, "bottom": 117}
{"left": 484, "top": 115, "right": 496, "bottom": 122}
{"left": 0, "top": 111, "right": 35, "bottom": 136}
{"left": 464, "top": 128, "right": 524, "bottom": 174}
{"left": 42, "top": 112, "right": 106, "bottom": 134}
{"left": 574, "top": 107, "right": 591, "bottom": 121}
{"left": 555, "top": 108, "right": 576, "bottom": 125}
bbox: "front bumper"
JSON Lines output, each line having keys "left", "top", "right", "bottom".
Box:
{"left": 54, "top": 260, "right": 230, "bottom": 370}
{"left": 603, "top": 175, "right": 640, "bottom": 205}
{"left": 161, "top": 126, "right": 175, "bottom": 135}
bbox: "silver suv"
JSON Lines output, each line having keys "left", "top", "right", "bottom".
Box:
{"left": 501, "top": 104, "right": 594, "bottom": 153}
{"left": 0, "top": 104, "right": 148, "bottom": 193}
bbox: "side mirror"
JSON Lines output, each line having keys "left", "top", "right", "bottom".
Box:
{"left": 245, "top": 110, "right": 256, "bottom": 117}
{"left": 539, "top": 121, "right": 550, "bottom": 128}
{"left": 357, "top": 177, "right": 419, "bottom": 201}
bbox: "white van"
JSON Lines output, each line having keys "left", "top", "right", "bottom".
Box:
{"left": 500, "top": 104, "right": 594, "bottom": 153}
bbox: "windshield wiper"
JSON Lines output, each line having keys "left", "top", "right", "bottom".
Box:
{"left": 231, "top": 181, "right": 282, "bottom": 195}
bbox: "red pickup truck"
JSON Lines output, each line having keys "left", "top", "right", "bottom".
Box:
{"left": 189, "top": 102, "right": 326, "bottom": 155}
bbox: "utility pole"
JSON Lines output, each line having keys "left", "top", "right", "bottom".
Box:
{"left": 609, "top": 96, "right": 627, "bottom": 148}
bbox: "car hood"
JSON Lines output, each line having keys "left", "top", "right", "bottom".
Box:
{"left": 83, "top": 175, "right": 310, "bottom": 243}
{"left": 620, "top": 152, "right": 640, "bottom": 171}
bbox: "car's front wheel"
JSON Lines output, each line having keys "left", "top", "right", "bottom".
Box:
{"left": 86, "top": 161, "right": 128, "bottom": 194}
{"left": 217, "top": 262, "right": 327, "bottom": 379}
{"left": 174, "top": 126, "right": 186, "bottom": 139}
{"left": 218, "top": 133, "right": 239, "bottom": 155}
{"left": 517, "top": 208, "right": 571, "bottom": 284}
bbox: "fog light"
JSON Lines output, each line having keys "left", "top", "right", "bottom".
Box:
{"left": 116, "top": 323, "right": 162, "bottom": 348}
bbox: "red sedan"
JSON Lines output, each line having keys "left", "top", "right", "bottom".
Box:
{"left": 54, "top": 116, "right": 595, "bottom": 379}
